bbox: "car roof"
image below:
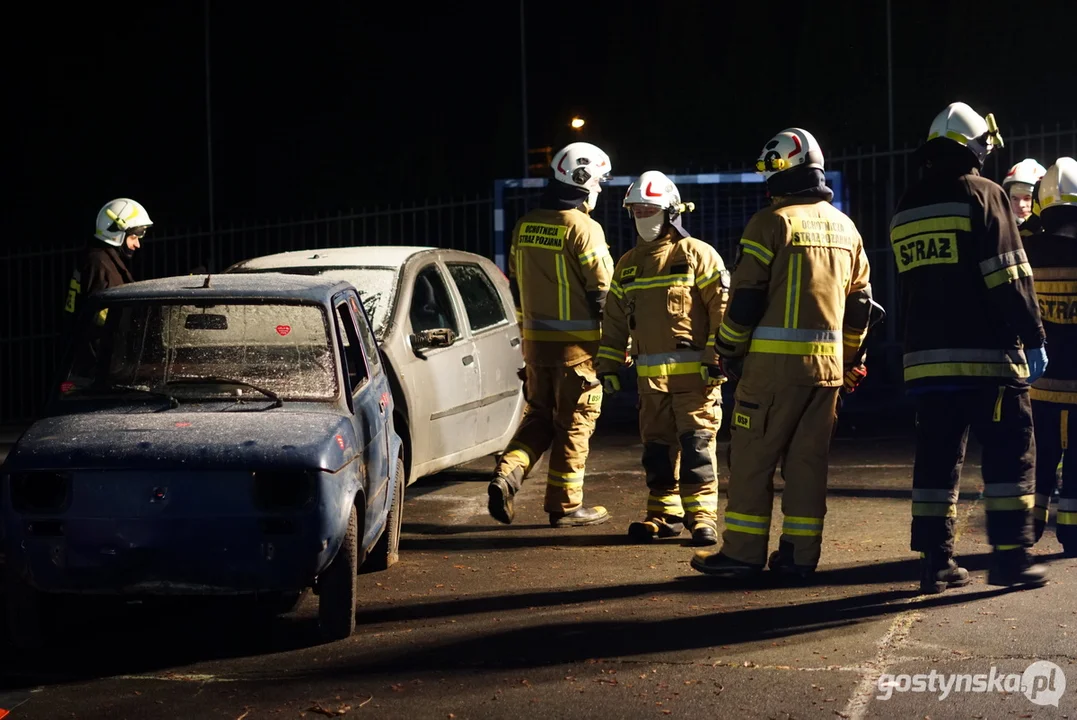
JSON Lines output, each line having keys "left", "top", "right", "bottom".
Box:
{"left": 97, "top": 272, "right": 355, "bottom": 304}
{"left": 228, "top": 245, "right": 442, "bottom": 270}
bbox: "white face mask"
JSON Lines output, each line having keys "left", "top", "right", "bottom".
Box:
{"left": 635, "top": 214, "right": 665, "bottom": 242}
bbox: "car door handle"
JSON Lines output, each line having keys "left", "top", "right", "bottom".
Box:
{"left": 462, "top": 355, "right": 474, "bottom": 366}
{"left": 510, "top": 337, "right": 520, "bottom": 347}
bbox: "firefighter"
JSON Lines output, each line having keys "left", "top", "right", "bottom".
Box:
{"left": 64, "top": 198, "right": 151, "bottom": 324}
{"left": 690, "top": 128, "right": 874, "bottom": 580}
{"left": 487, "top": 141, "right": 615, "bottom": 528}
{"left": 890, "top": 101, "right": 1048, "bottom": 592}
{"left": 1026, "top": 156, "right": 1076, "bottom": 557}
{"left": 1003, "top": 158, "right": 1046, "bottom": 228}
{"left": 596, "top": 171, "right": 730, "bottom": 546}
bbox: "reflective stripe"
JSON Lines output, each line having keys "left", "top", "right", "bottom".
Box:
{"left": 983, "top": 482, "right": 1030, "bottom": 497}
{"left": 1034, "top": 492, "right": 1052, "bottom": 509}
{"left": 980, "top": 250, "right": 1028, "bottom": 275}
{"left": 890, "top": 203, "right": 971, "bottom": 239}
{"left": 547, "top": 468, "right": 584, "bottom": 488}
{"left": 1034, "top": 505, "right": 1049, "bottom": 523}
{"left": 749, "top": 339, "right": 838, "bottom": 356}
{"left": 578, "top": 247, "right": 609, "bottom": 265}
{"left": 647, "top": 494, "right": 684, "bottom": 515}
{"left": 555, "top": 255, "right": 570, "bottom": 320}
{"left": 597, "top": 345, "right": 624, "bottom": 363}
{"left": 784, "top": 254, "right": 803, "bottom": 328}
{"left": 1059, "top": 512, "right": 1077, "bottom": 526}
{"left": 1060, "top": 498, "right": 1077, "bottom": 512}
{"left": 983, "top": 494, "right": 1035, "bottom": 511}
{"left": 609, "top": 281, "right": 625, "bottom": 299}
{"left": 912, "top": 488, "right": 959, "bottom": 503}
{"left": 1029, "top": 266, "right": 1077, "bottom": 280}
{"left": 753, "top": 327, "right": 841, "bottom": 343}
{"left": 524, "top": 318, "right": 599, "bottom": 331}
{"left": 682, "top": 494, "right": 719, "bottom": 514}
{"left": 984, "top": 262, "right": 1033, "bottom": 289}
{"left": 739, "top": 238, "right": 774, "bottom": 265}
{"left": 782, "top": 516, "right": 823, "bottom": 537}
{"left": 904, "top": 348, "right": 1028, "bottom": 366}
{"left": 890, "top": 202, "right": 971, "bottom": 228}
{"left": 725, "top": 511, "right": 770, "bottom": 535}
{"left": 1032, "top": 377, "right": 1077, "bottom": 391}
{"left": 624, "top": 274, "right": 694, "bottom": 292}
{"left": 1033, "top": 280, "right": 1077, "bottom": 294}
{"left": 636, "top": 350, "right": 704, "bottom": 377}
{"left": 696, "top": 268, "right": 723, "bottom": 289}
{"left": 506, "top": 440, "right": 535, "bottom": 462}
{"left": 719, "top": 322, "right": 751, "bottom": 344}
{"left": 903, "top": 347, "right": 1029, "bottom": 382}
{"left": 912, "top": 502, "right": 957, "bottom": 517}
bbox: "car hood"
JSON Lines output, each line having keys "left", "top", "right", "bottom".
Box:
{"left": 2, "top": 409, "right": 360, "bottom": 473}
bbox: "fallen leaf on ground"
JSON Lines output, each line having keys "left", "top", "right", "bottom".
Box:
{"left": 307, "top": 702, "right": 351, "bottom": 717}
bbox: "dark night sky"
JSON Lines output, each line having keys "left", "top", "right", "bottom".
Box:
{"left": 12, "top": 0, "right": 1077, "bottom": 237}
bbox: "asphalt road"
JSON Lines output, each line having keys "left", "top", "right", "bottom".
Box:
{"left": 1, "top": 419, "right": 1074, "bottom": 719}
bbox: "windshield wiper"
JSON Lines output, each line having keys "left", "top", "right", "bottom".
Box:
{"left": 98, "top": 383, "right": 181, "bottom": 409}
{"left": 163, "top": 376, "right": 283, "bottom": 408}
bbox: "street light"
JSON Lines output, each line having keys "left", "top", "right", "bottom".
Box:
{"left": 570, "top": 116, "right": 585, "bottom": 130}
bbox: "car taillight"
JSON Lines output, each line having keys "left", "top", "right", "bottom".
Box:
{"left": 11, "top": 472, "right": 72, "bottom": 513}
{"left": 252, "top": 471, "right": 315, "bottom": 510}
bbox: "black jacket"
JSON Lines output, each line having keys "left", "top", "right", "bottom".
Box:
{"left": 891, "top": 167, "right": 1045, "bottom": 391}
{"left": 63, "top": 242, "right": 134, "bottom": 321}
{"left": 1026, "top": 206, "right": 1077, "bottom": 405}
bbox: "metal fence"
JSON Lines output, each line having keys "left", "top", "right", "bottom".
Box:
{"left": 3, "top": 122, "right": 1073, "bottom": 425}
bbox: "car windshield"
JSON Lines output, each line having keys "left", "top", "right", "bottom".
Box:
{"left": 59, "top": 300, "right": 339, "bottom": 401}
{"left": 232, "top": 266, "right": 398, "bottom": 338}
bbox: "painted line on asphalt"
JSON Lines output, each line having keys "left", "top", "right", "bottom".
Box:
{"left": 842, "top": 608, "right": 921, "bottom": 720}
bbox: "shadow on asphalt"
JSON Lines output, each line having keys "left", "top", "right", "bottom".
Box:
{"left": 4, "top": 551, "right": 1069, "bottom": 690}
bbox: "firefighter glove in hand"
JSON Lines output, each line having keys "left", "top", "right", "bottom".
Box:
{"left": 600, "top": 373, "right": 621, "bottom": 395}
{"left": 1027, "top": 346, "right": 1048, "bottom": 383}
{"left": 700, "top": 364, "right": 724, "bottom": 387}
{"left": 843, "top": 363, "right": 868, "bottom": 393}
{"left": 717, "top": 355, "right": 743, "bottom": 383}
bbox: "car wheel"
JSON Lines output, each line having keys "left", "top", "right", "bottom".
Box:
{"left": 369, "top": 455, "right": 404, "bottom": 571}
{"left": 317, "top": 505, "right": 358, "bottom": 642}
{"left": 5, "top": 570, "right": 44, "bottom": 650}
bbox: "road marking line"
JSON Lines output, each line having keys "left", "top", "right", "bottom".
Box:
{"left": 113, "top": 674, "right": 236, "bottom": 683}
{"left": 842, "top": 609, "right": 920, "bottom": 720}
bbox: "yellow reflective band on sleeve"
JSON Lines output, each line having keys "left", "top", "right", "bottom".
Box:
{"left": 984, "top": 263, "right": 1033, "bottom": 289}
{"left": 94, "top": 308, "right": 109, "bottom": 326}
{"left": 983, "top": 494, "right": 1035, "bottom": 511}
{"left": 696, "top": 268, "right": 722, "bottom": 289}
{"left": 719, "top": 322, "right": 751, "bottom": 344}
{"left": 739, "top": 238, "right": 774, "bottom": 266}
{"left": 782, "top": 516, "right": 823, "bottom": 536}
{"left": 597, "top": 346, "right": 625, "bottom": 363}
{"left": 707, "top": 332, "right": 716, "bottom": 347}
{"left": 747, "top": 339, "right": 837, "bottom": 356}
{"left": 555, "top": 255, "right": 570, "bottom": 320}
{"left": 609, "top": 281, "right": 625, "bottom": 299}
{"left": 912, "top": 502, "right": 958, "bottom": 518}
{"left": 578, "top": 247, "right": 609, "bottom": 265}
{"left": 724, "top": 511, "right": 770, "bottom": 535}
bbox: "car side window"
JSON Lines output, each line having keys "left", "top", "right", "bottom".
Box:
{"left": 335, "top": 300, "right": 369, "bottom": 394}
{"left": 409, "top": 266, "right": 459, "bottom": 334}
{"left": 446, "top": 262, "right": 507, "bottom": 332}
{"left": 349, "top": 293, "right": 380, "bottom": 371}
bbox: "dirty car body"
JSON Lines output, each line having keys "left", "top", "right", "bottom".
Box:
{"left": 225, "top": 246, "right": 525, "bottom": 485}
{"left": 1, "top": 273, "right": 403, "bottom": 638}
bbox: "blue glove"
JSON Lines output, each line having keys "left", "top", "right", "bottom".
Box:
{"left": 1027, "top": 346, "right": 1048, "bottom": 384}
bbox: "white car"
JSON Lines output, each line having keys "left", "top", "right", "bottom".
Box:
{"left": 225, "top": 246, "right": 525, "bottom": 485}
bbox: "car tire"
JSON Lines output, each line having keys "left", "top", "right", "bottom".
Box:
{"left": 5, "top": 570, "right": 44, "bottom": 650}
{"left": 317, "top": 505, "right": 358, "bottom": 642}
{"left": 369, "top": 456, "right": 404, "bottom": 571}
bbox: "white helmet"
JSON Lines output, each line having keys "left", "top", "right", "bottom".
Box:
{"left": 1003, "top": 158, "right": 1047, "bottom": 191}
{"left": 1039, "top": 157, "right": 1077, "bottom": 211}
{"left": 624, "top": 170, "right": 681, "bottom": 210}
{"left": 925, "top": 101, "right": 1003, "bottom": 166}
{"left": 550, "top": 142, "right": 611, "bottom": 192}
{"left": 755, "top": 128, "right": 824, "bottom": 180}
{"left": 95, "top": 198, "right": 153, "bottom": 247}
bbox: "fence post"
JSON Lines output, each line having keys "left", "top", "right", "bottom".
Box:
{"left": 493, "top": 180, "right": 506, "bottom": 272}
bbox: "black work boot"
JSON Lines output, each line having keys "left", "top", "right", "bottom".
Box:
{"left": 628, "top": 516, "right": 685, "bottom": 542}
{"left": 550, "top": 505, "right": 610, "bottom": 528}
{"left": 690, "top": 525, "right": 718, "bottom": 547}
{"left": 987, "top": 547, "right": 1049, "bottom": 589}
{"left": 918, "top": 551, "right": 971, "bottom": 594}
{"left": 1034, "top": 517, "right": 1046, "bottom": 543}
{"left": 1063, "top": 545, "right": 1077, "bottom": 559}
{"left": 690, "top": 551, "right": 763, "bottom": 578}
{"left": 768, "top": 540, "right": 816, "bottom": 583}
{"left": 487, "top": 475, "right": 515, "bottom": 525}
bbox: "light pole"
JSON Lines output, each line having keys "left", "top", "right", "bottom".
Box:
{"left": 204, "top": 0, "right": 216, "bottom": 271}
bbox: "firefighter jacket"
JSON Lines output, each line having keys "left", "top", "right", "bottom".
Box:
{"left": 509, "top": 206, "right": 613, "bottom": 367}
{"left": 63, "top": 242, "right": 134, "bottom": 328}
{"left": 1025, "top": 208, "right": 1077, "bottom": 405}
{"left": 596, "top": 231, "right": 730, "bottom": 394}
{"left": 713, "top": 196, "right": 872, "bottom": 391}
{"left": 891, "top": 167, "right": 1046, "bottom": 391}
